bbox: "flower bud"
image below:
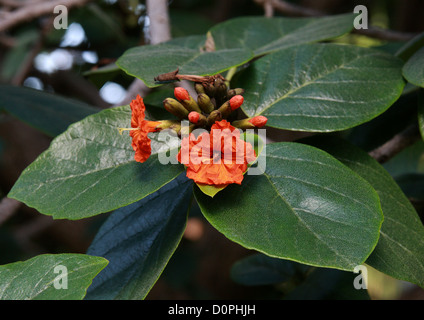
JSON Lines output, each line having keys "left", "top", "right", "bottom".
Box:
{"left": 206, "top": 110, "right": 223, "bottom": 127}
{"left": 174, "top": 87, "right": 202, "bottom": 113}
{"left": 188, "top": 111, "right": 207, "bottom": 127}
{"left": 194, "top": 83, "right": 206, "bottom": 95}
{"left": 229, "top": 95, "right": 244, "bottom": 110}
{"left": 217, "top": 95, "right": 243, "bottom": 119}
{"left": 227, "top": 88, "right": 245, "bottom": 99}
{"left": 214, "top": 78, "right": 228, "bottom": 99}
{"left": 163, "top": 98, "right": 189, "bottom": 119}
{"left": 249, "top": 116, "right": 268, "bottom": 128}
{"left": 232, "top": 116, "right": 268, "bottom": 129}
{"left": 174, "top": 87, "right": 190, "bottom": 101}
{"left": 155, "top": 120, "right": 182, "bottom": 134}
{"left": 202, "top": 82, "right": 216, "bottom": 97}
{"left": 197, "top": 93, "right": 215, "bottom": 113}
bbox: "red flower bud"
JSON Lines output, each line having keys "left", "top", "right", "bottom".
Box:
{"left": 248, "top": 116, "right": 268, "bottom": 128}
{"left": 174, "top": 87, "right": 190, "bottom": 101}
{"left": 229, "top": 95, "right": 244, "bottom": 110}
{"left": 188, "top": 111, "right": 201, "bottom": 124}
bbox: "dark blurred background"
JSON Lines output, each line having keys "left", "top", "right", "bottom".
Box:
{"left": 1, "top": 0, "right": 424, "bottom": 299}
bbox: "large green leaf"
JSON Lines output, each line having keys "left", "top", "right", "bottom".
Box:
{"left": 0, "top": 85, "right": 100, "bottom": 137}
{"left": 418, "top": 89, "right": 424, "bottom": 140}
{"left": 195, "top": 142, "right": 383, "bottom": 271}
{"left": 402, "top": 46, "right": 424, "bottom": 88}
{"left": 209, "top": 13, "right": 354, "bottom": 56}
{"left": 231, "top": 253, "right": 369, "bottom": 300}
{"left": 116, "top": 35, "right": 253, "bottom": 88}
{"left": 0, "top": 254, "right": 108, "bottom": 300}
{"left": 86, "top": 174, "right": 192, "bottom": 300}
{"left": 8, "top": 105, "right": 184, "bottom": 220}
{"left": 231, "top": 253, "right": 309, "bottom": 286}
{"left": 233, "top": 43, "right": 405, "bottom": 132}
{"left": 306, "top": 136, "right": 424, "bottom": 288}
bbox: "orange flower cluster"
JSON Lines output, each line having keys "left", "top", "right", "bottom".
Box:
{"left": 128, "top": 95, "right": 160, "bottom": 163}
{"left": 177, "top": 120, "right": 256, "bottom": 187}
{"left": 123, "top": 78, "right": 267, "bottom": 188}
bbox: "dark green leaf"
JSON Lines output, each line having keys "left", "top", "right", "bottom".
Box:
{"left": 210, "top": 14, "right": 354, "bottom": 56}
{"left": 418, "top": 89, "right": 424, "bottom": 140}
{"left": 395, "top": 173, "right": 424, "bottom": 201}
{"left": 403, "top": 46, "right": 424, "bottom": 87}
{"left": 233, "top": 43, "right": 405, "bottom": 132}
{"left": 195, "top": 142, "right": 383, "bottom": 271}
{"left": 86, "top": 174, "right": 192, "bottom": 300}
{"left": 283, "top": 266, "right": 369, "bottom": 300}
{"left": 396, "top": 32, "right": 424, "bottom": 61}
{"left": 231, "top": 253, "right": 369, "bottom": 299}
{"left": 8, "top": 105, "right": 184, "bottom": 220}
{"left": 231, "top": 253, "right": 309, "bottom": 286}
{"left": 0, "top": 254, "right": 108, "bottom": 300}
{"left": 116, "top": 35, "right": 253, "bottom": 88}
{"left": 305, "top": 136, "right": 424, "bottom": 288}
{"left": 0, "top": 85, "right": 100, "bottom": 137}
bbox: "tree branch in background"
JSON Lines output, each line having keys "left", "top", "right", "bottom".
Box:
{"left": 0, "top": 0, "right": 92, "bottom": 33}
{"left": 0, "top": 197, "right": 21, "bottom": 226}
{"left": 118, "top": 0, "right": 172, "bottom": 106}
{"left": 254, "top": 0, "right": 418, "bottom": 42}
{"left": 369, "top": 124, "right": 421, "bottom": 164}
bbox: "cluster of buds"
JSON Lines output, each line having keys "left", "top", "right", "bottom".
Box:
{"left": 161, "top": 76, "right": 267, "bottom": 135}
{"left": 122, "top": 74, "right": 268, "bottom": 187}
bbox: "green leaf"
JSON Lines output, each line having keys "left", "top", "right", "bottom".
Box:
{"left": 403, "top": 46, "right": 424, "bottom": 87}
{"left": 231, "top": 253, "right": 369, "bottom": 300}
{"left": 283, "top": 265, "right": 370, "bottom": 300}
{"left": 86, "top": 174, "right": 192, "bottom": 300}
{"left": 396, "top": 32, "right": 424, "bottom": 61}
{"left": 395, "top": 173, "right": 424, "bottom": 201}
{"left": 195, "top": 142, "right": 383, "bottom": 271}
{"left": 418, "top": 89, "right": 424, "bottom": 140}
{"left": 116, "top": 35, "right": 253, "bottom": 88}
{"left": 210, "top": 13, "right": 355, "bottom": 56}
{"left": 0, "top": 85, "right": 100, "bottom": 137}
{"left": 305, "top": 136, "right": 424, "bottom": 288}
{"left": 233, "top": 43, "right": 405, "bottom": 132}
{"left": 231, "top": 253, "right": 309, "bottom": 286}
{"left": 8, "top": 105, "right": 184, "bottom": 220}
{"left": 0, "top": 254, "right": 108, "bottom": 300}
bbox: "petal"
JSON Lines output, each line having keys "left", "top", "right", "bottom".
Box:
{"left": 130, "top": 95, "right": 146, "bottom": 128}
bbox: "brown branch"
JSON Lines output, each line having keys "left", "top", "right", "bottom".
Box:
{"left": 353, "top": 27, "right": 417, "bottom": 43}
{"left": 0, "top": 0, "right": 92, "bottom": 33}
{"left": 0, "top": 0, "right": 44, "bottom": 8}
{"left": 368, "top": 124, "right": 421, "bottom": 164}
{"left": 154, "top": 68, "right": 225, "bottom": 84}
{"left": 0, "top": 197, "right": 21, "bottom": 226}
{"left": 254, "top": 0, "right": 418, "bottom": 42}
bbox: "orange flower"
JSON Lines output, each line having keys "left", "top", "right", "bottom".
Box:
{"left": 177, "top": 120, "right": 256, "bottom": 187}
{"left": 128, "top": 95, "right": 160, "bottom": 163}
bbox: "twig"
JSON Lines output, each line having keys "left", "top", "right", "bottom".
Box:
{"left": 154, "top": 68, "right": 225, "bottom": 84}
{"left": 263, "top": 0, "right": 274, "bottom": 18}
{"left": 368, "top": 124, "right": 421, "bottom": 164}
{"left": 0, "top": 0, "right": 92, "bottom": 32}
{"left": 354, "top": 27, "right": 417, "bottom": 43}
{"left": 255, "top": 0, "right": 321, "bottom": 17}
{"left": 0, "top": 197, "right": 21, "bottom": 226}
{"left": 254, "top": 0, "right": 418, "bottom": 42}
